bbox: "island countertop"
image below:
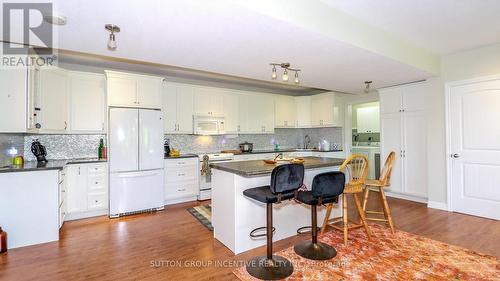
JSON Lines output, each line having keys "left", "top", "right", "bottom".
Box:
{"left": 210, "top": 156, "right": 345, "bottom": 178}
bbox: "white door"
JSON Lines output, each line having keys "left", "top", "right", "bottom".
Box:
{"left": 222, "top": 92, "right": 239, "bottom": 134}
{"left": 403, "top": 111, "right": 427, "bottom": 197}
{"left": 68, "top": 72, "right": 106, "bottom": 132}
{"left": 379, "top": 88, "right": 402, "bottom": 114}
{"left": 275, "top": 95, "right": 296, "bottom": 128}
{"left": 259, "top": 95, "right": 275, "bottom": 133}
{"left": 110, "top": 170, "right": 164, "bottom": 215}
{"left": 381, "top": 113, "right": 403, "bottom": 193}
{"left": 449, "top": 79, "right": 500, "bottom": 220}
{"left": 66, "top": 165, "right": 88, "bottom": 213}
{"left": 139, "top": 109, "right": 164, "bottom": 170}
{"left": 295, "top": 96, "right": 311, "bottom": 127}
{"left": 176, "top": 85, "right": 194, "bottom": 133}
{"left": 109, "top": 108, "right": 139, "bottom": 172}
{"left": 107, "top": 75, "right": 137, "bottom": 107}
{"left": 39, "top": 68, "right": 68, "bottom": 131}
{"left": 163, "top": 83, "right": 178, "bottom": 133}
{"left": 0, "top": 67, "right": 27, "bottom": 132}
{"left": 238, "top": 94, "right": 250, "bottom": 133}
{"left": 137, "top": 76, "right": 162, "bottom": 109}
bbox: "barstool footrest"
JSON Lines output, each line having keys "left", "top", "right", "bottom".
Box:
{"left": 250, "top": 226, "right": 276, "bottom": 238}
{"left": 296, "top": 226, "right": 320, "bottom": 235}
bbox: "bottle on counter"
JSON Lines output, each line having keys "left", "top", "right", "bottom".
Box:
{"left": 0, "top": 227, "right": 7, "bottom": 254}
{"left": 98, "top": 138, "right": 106, "bottom": 160}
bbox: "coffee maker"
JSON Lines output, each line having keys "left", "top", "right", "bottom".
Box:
{"left": 31, "top": 139, "right": 48, "bottom": 163}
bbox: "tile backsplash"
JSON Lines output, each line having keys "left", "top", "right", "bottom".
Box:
{"left": 166, "top": 128, "right": 343, "bottom": 154}
{"left": 0, "top": 127, "right": 343, "bottom": 164}
{"left": 0, "top": 134, "right": 24, "bottom": 166}
{"left": 23, "top": 134, "right": 106, "bottom": 161}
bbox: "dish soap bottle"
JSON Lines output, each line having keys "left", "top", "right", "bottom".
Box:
{"left": 0, "top": 227, "right": 7, "bottom": 253}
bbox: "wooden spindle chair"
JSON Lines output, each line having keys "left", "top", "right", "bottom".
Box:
{"left": 320, "top": 154, "right": 371, "bottom": 245}
{"left": 362, "top": 151, "right": 396, "bottom": 233}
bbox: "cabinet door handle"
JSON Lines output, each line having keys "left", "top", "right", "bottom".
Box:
{"left": 101, "top": 123, "right": 105, "bottom": 131}
{"left": 178, "top": 173, "right": 186, "bottom": 176}
{"left": 178, "top": 188, "right": 186, "bottom": 191}
{"left": 64, "top": 121, "right": 67, "bottom": 130}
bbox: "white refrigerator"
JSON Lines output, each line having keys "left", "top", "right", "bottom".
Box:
{"left": 109, "top": 108, "right": 165, "bottom": 218}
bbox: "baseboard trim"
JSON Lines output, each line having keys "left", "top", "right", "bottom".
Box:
{"left": 65, "top": 209, "right": 108, "bottom": 221}
{"left": 384, "top": 191, "right": 428, "bottom": 204}
{"left": 427, "top": 201, "right": 449, "bottom": 211}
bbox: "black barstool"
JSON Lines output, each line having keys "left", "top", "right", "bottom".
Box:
{"left": 294, "top": 171, "right": 345, "bottom": 260}
{"left": 243, "top": 163, "right": 305, "bottom": 280}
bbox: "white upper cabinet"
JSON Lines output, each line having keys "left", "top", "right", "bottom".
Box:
{"left": 163, "top": 82, "right": 194, "bottom": 134}
{"left": 274, "top": 95, "right": 296, "bottom": 128}
{"left": 379, "top": 87, "right": 402, "bottom": 114}
{"left": 0, "top": 66, "right": 28, "bottom": 133}
{"left": 310, "top": 92, "right": 344, "bottom": 127}
{"left": 221, "top": 92, "right": 239, "bottom": 134}
{"left": 356, "top": 106, "right": 380, "bottom": 133}
{"left": 193, "top": 86, "right": 224, "bottom": 116}
{"left": 106, "top": 71, "right": 163, "bottom": 109}
{"left": 238, "top": 92, "right": 274, "bottom": 134}
{"left": 68, "top": 72, "right": 106, "bottom": 133}
{"left": 38, "top": 68, "right": 68, "bottom": 132}
{"left": 402, "top": 83, "right": 428, "bottom": 112}
{"left": 379, "top": 83, "right": 427, "bottom": 114}
{"left": 295, "top": 96, "right": 311, "bottom": 128}
{"left": 137, "top": 76, "right": 163, "bottom": 108}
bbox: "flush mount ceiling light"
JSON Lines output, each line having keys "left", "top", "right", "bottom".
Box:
{"left": 105, "top": 24, "right": 120, "bottom": 50}
{"left": 270, "top": 62, "right": 301, "bottom": 84}
{"left": 364, "top": 81, "right": 373, "bottom": 93}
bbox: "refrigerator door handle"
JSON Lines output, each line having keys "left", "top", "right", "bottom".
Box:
{"left": 118, "top": 171, "right": 158, "bottom": 178}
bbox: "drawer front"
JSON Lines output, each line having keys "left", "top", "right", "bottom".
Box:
{"left": 165, "top": 167, "right": 198, "bottom": 183}
{"left": 87, "top": 163, "right": 107, "bottom": 175}
{"left": 88, "top": 174, "right": 107, "bottom": 191}
{"left": 88, "top": 192, "right": 108, "bottom": 210}
{"left": 165, "top": 158, "right": 198, "bottom": 169}
{"left": 165, "top": 181, "right": 198, "bottom": 198}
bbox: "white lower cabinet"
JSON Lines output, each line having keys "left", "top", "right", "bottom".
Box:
{"left": 164, "top": 158, "right": 199, "bottom": 204}
{"left": 65, "top": 163, "right": 108, "bottom": 220}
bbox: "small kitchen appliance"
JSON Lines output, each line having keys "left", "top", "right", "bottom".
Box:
{"left": 164, "top": 140, "right": 171, "bottom": 157}
{"left": 239, "top": 142, "right": 253, "bottom": 152}
{"left": 31, "top": 139, "right": 47, "bottom": 163}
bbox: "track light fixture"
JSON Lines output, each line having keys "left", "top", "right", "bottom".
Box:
{"left": 105, "top": 24, "right": 120, "bottom": 50}
{"left": 270, "top": 62, "right": 301, "bottom": 84}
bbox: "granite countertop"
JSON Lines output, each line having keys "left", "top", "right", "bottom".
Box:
{"left": 0, "top": 158, "right": 107, "bottom": 174}
{"left": 164, "top": 153, "right": 199, "bottom": 159}
{"left": 210, "top": 156, "right": 345, "bottom": 178}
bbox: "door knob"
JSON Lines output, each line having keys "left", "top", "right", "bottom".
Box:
{"left": 452, "top": 153, "right": 460, "bottom": 158}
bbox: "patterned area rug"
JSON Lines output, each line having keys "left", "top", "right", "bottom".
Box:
{"left": 187, "top": 205, "right": 213, "bottom": 231}
{"left": 234, "top": 224, "right": 500, "bottom": 280}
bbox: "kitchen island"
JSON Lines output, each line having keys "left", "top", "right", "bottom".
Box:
{"left": 210, "top": 156, "right": 345, "bottom": 254}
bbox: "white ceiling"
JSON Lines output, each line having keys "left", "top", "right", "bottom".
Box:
{"left": 3, "top": 0, "right": 499, "bottom": 93}
{"left": 320, "top": 0, "right": 500, "bottom": 55}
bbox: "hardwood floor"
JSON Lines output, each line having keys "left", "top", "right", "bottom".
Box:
{"left": 1, "top": 197, "right": 499, "bottom": 281}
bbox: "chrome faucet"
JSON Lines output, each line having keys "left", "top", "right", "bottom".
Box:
{"left": 274, "top": 153, "right": 284, "bottom": 160}
{"left": 304, "top": 134, "right": 311, "bottom": 149}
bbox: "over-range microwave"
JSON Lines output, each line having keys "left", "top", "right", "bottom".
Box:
{"left": 193, "top": 115, "right": 226, "bottom": 135}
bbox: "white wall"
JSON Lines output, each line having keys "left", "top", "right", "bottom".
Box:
{"left": 427, "top": 42, "right": 500, "bottom": 206}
